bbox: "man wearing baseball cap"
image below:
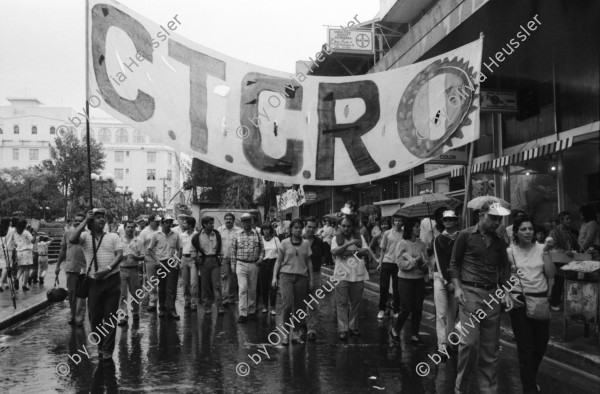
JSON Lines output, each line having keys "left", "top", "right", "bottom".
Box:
{"left": 138, "top": 214, "right": 161, "bottom": 310}
{"left": 448, "top": 200, "right": 513, "bottom": 394}
{"left": 147, "top": 215, "right": 182, "bottom": 320}
{"left": 231, "top": 213, "right": 264, "bottom": 323}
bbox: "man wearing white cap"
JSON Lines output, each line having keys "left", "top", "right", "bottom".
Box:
{"left": 432, "top": 210, "right": 460, "bottom": 355}
{"left": 449, "top": 200, "right": 513, "bottom": 394}
{"left": 138, "top": 214, "right": 161, "bottom": 310}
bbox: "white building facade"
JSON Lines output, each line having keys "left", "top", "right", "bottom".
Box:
{"left": 0, "top": 98, "right": 183, "bottom": 214}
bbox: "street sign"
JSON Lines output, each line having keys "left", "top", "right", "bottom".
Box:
{"left": 480, "top": 90, "right": 518, "bottom": 112}
{"left": 327, "top": 28, "right": 374, "bottom": 54}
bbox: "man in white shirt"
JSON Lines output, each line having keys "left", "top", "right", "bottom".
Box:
{"left": 179, "top": 216, "right": 199, "bottom": 310}
{"left": 138, "top": 214, "right": 160, "bottom": 311}
{"left": 217, "top": 212, "right": 241, "bottom": 307}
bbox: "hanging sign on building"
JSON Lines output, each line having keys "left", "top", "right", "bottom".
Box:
{"left": 88, "top": 0, "right": 483, "bottom": 186}
{"left": 327, "top": 28, "right": 374, "bottom": 54}
{"left": 480, "top": 90, "right": 518, "bottom": 112}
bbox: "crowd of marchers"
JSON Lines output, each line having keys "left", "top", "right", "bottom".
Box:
{"left": 0, "top": 201, "right": 599, "bottom": 393}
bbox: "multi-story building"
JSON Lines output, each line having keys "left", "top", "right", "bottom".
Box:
{"left": 0, "top": 97, "right": 183, "bottom": 215}
{"left": 301, "top": 0, "right": 599, "bottom": 230}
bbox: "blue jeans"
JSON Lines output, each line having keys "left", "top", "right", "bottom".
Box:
{"left": 280, "top": 273, "right": 308, "bottom": 337}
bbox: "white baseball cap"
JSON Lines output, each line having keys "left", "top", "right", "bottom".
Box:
{"left": 442, "top": 210, "right": 458, "bottom": 219}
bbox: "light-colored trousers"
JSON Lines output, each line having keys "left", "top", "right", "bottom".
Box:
{"left": 236, "top": 261, "right": 259, "bottom": 316}
{"left": 181, "top": 256, "right": 198, "bottom": 306}
{"left": 335, "top": 280, "right": 364, "bottom": 332}
{"left": 433, "top": 272, "right": 458, "bottom": 349}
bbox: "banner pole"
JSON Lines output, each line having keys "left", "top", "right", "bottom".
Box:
{"left": 462, "top": 142, "right": 474, "bottom": 226}
{"left": 85, "top": 0, "right": 98, "bottom": 263}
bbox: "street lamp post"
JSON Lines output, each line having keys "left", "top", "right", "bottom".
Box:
{"left": 91, "top": 173, "right": 114, "bottom": 207}
{"left": 115, "top": 187, "right": 134, "bottom": 220}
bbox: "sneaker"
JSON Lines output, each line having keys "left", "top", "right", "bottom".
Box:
{"left": 261, "top": 307, "right": 268, "bottom": 313}
{"left": 377, "top": 310, "right": 385, "bottom": 319}
{"left": 550, "top": 305, "right": 560, "bottom": 311}
{"left": 22, "top": 285, "right": 30, "bottom": 291}
{"left": 237, "top": 315, "right": 247, "bottom": 324}
{"left": 389, "top": 330, "right": 400, "bottom": 344}
{"left": 270, "top": 308, "right": 277, "bottom": 316}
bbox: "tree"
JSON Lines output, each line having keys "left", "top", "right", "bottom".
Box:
{"left": 128, "top": 190, "right": 164, "bottom": 220}
{"left": 0, "top": 167, "right": 64, "bottom": 219}
{"left": 40, "top": 133, "right": 106, "bottom": 217}
{"left": 222, "top": 174, "right": 255, "bottom": 209}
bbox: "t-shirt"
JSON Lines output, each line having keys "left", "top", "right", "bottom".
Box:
{"left": 138, "top": 227, "right": 158, "bottom": 263}
{"left": 278, "top": 238, "right": 311, "bottom": 276}
{"left": 80, "top": 232, "right": 122, "bottom": 279}
{"left": 263, "top": 236, "right": 280, "bottom": 260}
{"left": 380, "top": 229, "right": 403, "bottom": 263}
{"left": 331, "top": 235, "right": 369, "bottom": 282}
{"left": 61, "top": 229, "right": 87, "bottom": 273}
{"left": 507, "top": 243, "right": 548, "bottom": 293}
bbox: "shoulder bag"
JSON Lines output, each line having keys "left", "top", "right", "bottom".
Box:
{"left": 75, "top": 233, "right": 105, "bottom": 299}
{"left": 510, "top": 246, "right": 551, "bottom": 321}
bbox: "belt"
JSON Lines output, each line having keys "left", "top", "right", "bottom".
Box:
{"left": 461, "top": 280, "right": 497, "bottom": 290}
{"left": 39, "top": 254, "right": 48, "bottom": 256}
{"left": 183, "top": 254, "right": 191, "bottom": 258}
{"left": 237, "top": 258, "right": 258, "bottom": 263}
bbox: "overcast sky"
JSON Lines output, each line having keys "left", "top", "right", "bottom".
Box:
{"left": 0, "top": 0, "right": 380, "bottom": 110}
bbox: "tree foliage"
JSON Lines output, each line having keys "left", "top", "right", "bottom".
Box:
{"left": 0, "top": 167, "right": 64, "bottom": 218}
{"left": 40, "top": 133, "right": 106, "bottom": 217}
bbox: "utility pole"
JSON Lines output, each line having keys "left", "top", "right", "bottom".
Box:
{"left": 159, "top": 177, "right": 167, "bottom": 213}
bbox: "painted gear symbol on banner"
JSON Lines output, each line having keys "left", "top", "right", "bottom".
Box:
{"left": 397, "top": 57, "right": 478, "bottom": 158}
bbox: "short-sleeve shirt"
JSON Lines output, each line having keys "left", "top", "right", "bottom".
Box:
{"left": 120, "top": 234, "right": 142, "bottom": 268}
{"left": 61, "top": 229, "right": 87, "bottom": 273}
{"left": 80, "top": 232, "right": 122, "bottom": 279}
{"left": 380, "top": 229, "right": 403, "bottom": 263}
{"left": 218, "top": 225, "right": 241, "bottom": 259}
{"left": 148, "top": 231, "right": 181, "bottom": 261}
{"left": 507, "top": 243, "right": 548, "bottom": 293}
{"left": 278, "top": 239, "right": 311, "bottom": 276}
{"left": 331, "top": 235, "right": 369, "bottom": 282}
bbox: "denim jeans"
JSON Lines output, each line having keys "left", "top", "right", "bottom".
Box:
{"left": 455, "top": 286, "right": 502, "bottom": 394}
{"left": 433, "top": 272, "right": 458, "bottom": 349}
{"left": 200, "top": 257, "right": 222, "bottom": 308}
{"left": 157, "top": 261, "right": 179, "bottom": 313}
{"left": 258, "top": 258, "right": 277, "bottom": 309}
{"left": 236, "top": 261, "right": 259, "bottom": 316}
{"left": 335, "top": 280, "right": 364, "bottom": 332}
{"left": 88, "top": 273, "right": 120, "bottom": 356}
{"left": 379, "top": 263, "right": 399, "bottom": 313}
{"left": 509, "top": 305, "right": 550, "bottom": 393}
{"left": 307, "top": 272, "right": 322, "bottom": 334}
{"left": 280, "top": 273, "right": 308, "bottom": 337}
{"left": 119, "top": 266, "right": 141, "bottom": 317}
{"left": 394, "top": 277, "right": 425, "bottom": 336}
{"left": 66, "top": 272, "right": 87, "bottom": 324}
{"left": 181, "top": 256, "right": 198, "bottom": 306}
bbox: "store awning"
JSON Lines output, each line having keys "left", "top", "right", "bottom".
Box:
{"left": 374, "top": 198, "right": 411, "bottom": 217}
{"left": 451, "top": 137, "right": 573, "bottom": 177}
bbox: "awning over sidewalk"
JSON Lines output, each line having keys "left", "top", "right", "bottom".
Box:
{"left": 451, "top": 137, "right": 573, "bottom": 177}
{"left": 374, "top": 197, "right": 410, "bottom": 217}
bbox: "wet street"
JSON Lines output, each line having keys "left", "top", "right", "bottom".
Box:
{"left": 0, "top": 284, "right": 597, "bottom": 394}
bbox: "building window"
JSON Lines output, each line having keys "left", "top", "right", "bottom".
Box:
{"left": 12, "top": 149, "right": 19, "bottom": 160}
{"left": 29, "top": 149, "right": 39, "bottom": 161}
{"left": 415, "top": 182, "right": 432, "bottom": 195}
{"left": 133, "top": 130, "right": 145, "bottom": 144}
{"left": 98, "top": 128, "right": 111, "bottom": 143}
{"left": 115, "top": 169, "right": 124, "bottom": 180}
{"left": 166, "top": 187, "right": 172, "bottom": 200}
{"left": 31, "top": 126, "right": 37, "bottom": 135}
{"left": 150, "top": 135, "right": 160, "bottom": 143}
{"left": 147, "top": 152, "right": 156, "bottom": 163}
{"left": 166, "top": 170, "right": 172, "bottom": 181}
{"left": 147, "top": 187, "right": 156, "bottom": 195}
{"left": 116, "top": 128, "right": 128, "bottom": 143}
{"left": 126, "top": 151, "right": 129, "bottom": 157}
{"left": 50, "top": 126, "right": 56, "bottom": 135}
{"left": 13, "top": 125, "right": 19, "bottom": 134}
{"left": 147, "top": 169, "right": 156, "bottom": 180}
{"left": 115, "top": 151, "right": 124, "bottom": 162}
{"left": 168, "top": 153, "right": 172, "bottom": 164}
{"left": 125, "top": 168, "right": 129, "bottom": 174}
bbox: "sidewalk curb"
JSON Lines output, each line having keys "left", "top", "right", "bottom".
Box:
{"left": 0, "top": 297, "right": 51, "bottom": 331}
{"left": 320, "top": 266, "right": 600, "bottom": 375}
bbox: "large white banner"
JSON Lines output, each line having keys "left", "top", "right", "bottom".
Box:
{"left": 88, "top": 1, "right": 483, "bottom": 186}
